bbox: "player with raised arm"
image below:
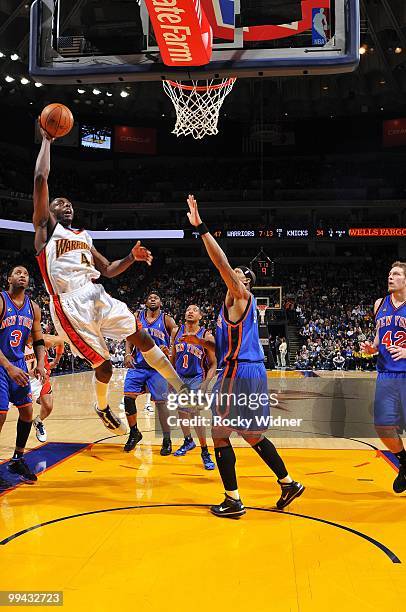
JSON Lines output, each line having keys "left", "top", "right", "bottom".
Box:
{"left": 0, "top": 266, "right": 46, "bottom": 489}
{"left": 186, "top": 195, "right": 304, "bottom": 517}
{"left": 361, "top": 261, "right": 406, "bottom": 493}
{"left": 25, "top": 333, "right": 65, "bottom": 442}
{"left": 170, "top": 304, "right": 217, "bottom": 470}
{"left": 33, "top": 128, "right": 191, "bottom": 433}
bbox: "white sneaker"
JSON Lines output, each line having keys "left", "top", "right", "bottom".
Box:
{"left": 33, "top": 416, "right": 47, "bottom": 443}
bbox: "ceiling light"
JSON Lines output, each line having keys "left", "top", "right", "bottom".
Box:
{"left": 395, "top": 47, "right": 403, "bottom": 54}
{"left": 34, "top": 82, "right": 43, "bottom": 87}
{"left": 0, "top": 52, "right": 5, "bottom": 58}
{"left": 10, "top": 53, "right": 19, "bottom": 61}
{"left": 106, "top": 92, "right": 112, "bottom": 97}
{"left": 120, "top": 90, "right": 129, "bottom": 98}
{"left": 77, "top": 88, "right": 85, "bottom": 94}
{"left": 20, "top": 77, "right": 29, "bottom": 85}
{"left": 359, "top": 45, "right": 367, "bottom": 55}
{"left": 92, "top": 88, "right": 101, "bottom": 95}
{"left": 5, "top": 75, "right": 14, "bottom": 82}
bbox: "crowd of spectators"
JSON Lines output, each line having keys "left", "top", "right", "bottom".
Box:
{"left": 1, "top": 249, "right": 392, "bottom": 373}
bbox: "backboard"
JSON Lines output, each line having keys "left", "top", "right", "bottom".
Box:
{"left": 30, "top": 0, "right": 360, "bottom": 83}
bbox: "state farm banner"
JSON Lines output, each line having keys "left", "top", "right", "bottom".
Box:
{"left": 383, "top": 118, "right": 406, "bottom": 148}
{"left": 144, "top": 0, "right": 212, "bottom": 66}
{"left": 114, "top": 126, "right": 157, "bottom": 154}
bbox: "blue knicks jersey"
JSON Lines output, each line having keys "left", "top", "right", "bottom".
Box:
{"left": 0, "top": 292, "right": 33, "bottom": 362}
{"left": 174, "top": 325, "right": 207, "bottom": 378}
{"left": 133, "top": 310, "right": 170, "bottom": 368}
{"left": 216, "top": 294, "right": 264, "bottom": 368}
{"left": 376, "top": 295, "right": 406, "bottom": 373}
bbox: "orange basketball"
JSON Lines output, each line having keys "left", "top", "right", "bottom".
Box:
{"left": 40, "top": 103, "right": 74, "bottom": 139}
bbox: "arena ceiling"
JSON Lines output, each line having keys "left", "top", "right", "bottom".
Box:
{"left": 1, "top": 1, "right": 406, "bottom": 121}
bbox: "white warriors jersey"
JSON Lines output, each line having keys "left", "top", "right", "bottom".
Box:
{"left": 36, "top": 223, "right": 100, "bottom": 295}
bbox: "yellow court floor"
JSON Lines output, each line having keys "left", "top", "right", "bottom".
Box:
{"left": 0, "top": 370, "right": 404, "bottom": 612}
{"left": 0, "top": 444, "right": 405, "bottom": 611}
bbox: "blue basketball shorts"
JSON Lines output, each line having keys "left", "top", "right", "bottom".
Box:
{"left": 124, "top": 367, "right": 168, "bottom": 402}
{"left": 374, "top": 372, "right": 406, "bottom": 427}
{"left": 0, "top": 360, "right": 32, "bottom": 412}
{"left": 211, "top": 361, "right": 270, "bottom": 431}
{"left": 179, "top": 374, "right": 204, "bottom": 391}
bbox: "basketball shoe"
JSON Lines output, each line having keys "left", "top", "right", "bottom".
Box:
{"left": 276, "top": 480, "right": 305, "bottom": 509}
{"left": 201, "top": 449, "right": 215, "bottom": 470}
{"left": 33, "top": 416, "right": 47, "bottom": 443}
{"left": 94, "top": 404, "right": 127, "bottom": 434}
{"left": 393, "top": 466, "right": 406, "bottom": 493}
{"left": 174, "top": 438, "right": 196, "bottom": 456}
{"left": 8, "top": 458, "right": 37, "bottom": 483}
{"left": 211, "top": 494, "right": 246, "bottom": 518}
{"left": 124, "top": 428, "right": 143, "bottom": 452}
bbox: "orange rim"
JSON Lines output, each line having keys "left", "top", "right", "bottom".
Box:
{"left": 164, "top": 77, "right": 236, "bottom": 92}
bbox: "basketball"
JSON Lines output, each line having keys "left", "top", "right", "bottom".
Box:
{"left": 39, "top": 103, "right": 74, "bottom": 139}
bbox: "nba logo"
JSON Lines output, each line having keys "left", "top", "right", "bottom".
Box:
{"left": 312, "top": 8, "right": 331, "bottom": 46}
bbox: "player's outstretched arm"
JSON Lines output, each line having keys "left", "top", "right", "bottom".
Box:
{"left": 201, "top": 332, "right": 217, "bottom": 393}
{"left": 180, "top": 333, "right": 216, "bottom": 352}
{"left": 91, "top": 241, "right": 153, "bottom": 278}
{"left": 360, "top": 298, "right": 382, "bottom": 355}
{"left": 33, "top": 129, "right": 56, "bottom": 252}
{"left": 186, "top": 195, "right": 249, "bottom": 300}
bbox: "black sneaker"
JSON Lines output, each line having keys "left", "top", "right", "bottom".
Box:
{"left": 8, "top": 458, "right": 37, "bottom": 484}
{"left": 276, "top": 480, "right": 305, "bottom": 510}
{"left": 0, "top": 476, "right": 13, "bottom": 491}
{"left": 94, "top": 404, "right": 126, "bottom": 434}
{"left": 124, "top": 428, "right": 143, "bottom": 452}
{"left": 211, "top": 494, "right": 246, "bottom": 518}
{"left": 160, "top": 438, "right": 172, "bottom": 456}
{"left": 393, "top": 466, "right": 406, "bottom": 493}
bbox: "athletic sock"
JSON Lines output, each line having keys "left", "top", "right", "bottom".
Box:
{"left": 94, "top": 375, "right": 108, "bottom": 410}
{"left": 225, "top": 490, "right": 240, "bottom": 501}
{"left": 214, "top": 445, "right": 238, "bottom": 493}
{"left": 395, "top": 448, "right": 406, "bottom": 468}
{"left": 12, "top": 450, "right": 24, "bottom": 460}
{"left": 141, "top": 345, "right": 185, "bottom": 392}
{"left": 15, "top": 419, "right": 32, "bottom": 453}
{"left": 252, "top": 437, "right": 291, "bottom": 481}
{"left": 201, "top": 445, "right": 208, "bottom": 453}
{"left": 185, "top": 435, "right": 193, "bottom": 443}
{"left": 163, "top": 432, "right": 171, "bottom": 441}
{"left": 130, "top": 425, "right": 139, "bottom": 433}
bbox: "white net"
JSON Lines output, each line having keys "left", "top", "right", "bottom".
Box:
{"left": 162, "top": 78, "right": 236, "bottom": 139}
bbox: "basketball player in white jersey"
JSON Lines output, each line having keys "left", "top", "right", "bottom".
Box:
{"left": 25, "top": 333, "right": 65, "bottom": 442}
{"left": 33, "top": 127, "right": 191, "bottom": 432}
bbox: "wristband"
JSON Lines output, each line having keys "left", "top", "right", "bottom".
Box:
{"left": 197, "top": 222, "right": 209, "bottom": 236}
{"left": 33, "top": 339, "right": 45, "bottom": 348}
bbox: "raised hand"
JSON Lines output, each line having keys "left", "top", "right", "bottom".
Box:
{"left": 187, "top": 194, "right": 202, "bottom": 227}
{"left": 131, "top": 241, "right": 153, "bottom": 266}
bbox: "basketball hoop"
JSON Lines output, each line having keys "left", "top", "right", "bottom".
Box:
{"left": 258, "top": 304, "right": 268, "bottom": 325}
{"left": 162, "top": 78, "right": 236, "bottom": 139}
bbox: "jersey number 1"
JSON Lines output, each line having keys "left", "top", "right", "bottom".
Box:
{"left": 182, "top": 354, "right": 189, "bottom": 369}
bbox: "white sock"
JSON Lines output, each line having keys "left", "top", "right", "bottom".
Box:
{"left": 279, "top": 475, "right": 293, "bottom": 484}
{"left": 94, "top": 375, "right": 108, "bottom": 410}
{"left": 226, "top": 489, "right": 240, "bottom": 501}
{"left": 141, "top": 345, "right": 184, "bottom": 392}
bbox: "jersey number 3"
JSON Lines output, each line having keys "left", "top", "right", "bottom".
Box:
{"left": 10, "top": 330, "right": 22, "bottom": 347}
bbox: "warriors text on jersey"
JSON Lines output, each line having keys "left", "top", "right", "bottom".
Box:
{"left": 216, "top": 294, "right": 264, "bottom": 368}
{"left": 36, "top": 223, "right": 100, "bottom": 295}
{"left": 133, "top": 310, "right": 170, "bottom": 368}
{"left": 375, "top": 294, "right": 406, "bottom": 373}
{"left": 174, "top": 325, "right": 207, "bottom": 378}
{"left": 0, "top": 291, "right": 33, "bottom": 361}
